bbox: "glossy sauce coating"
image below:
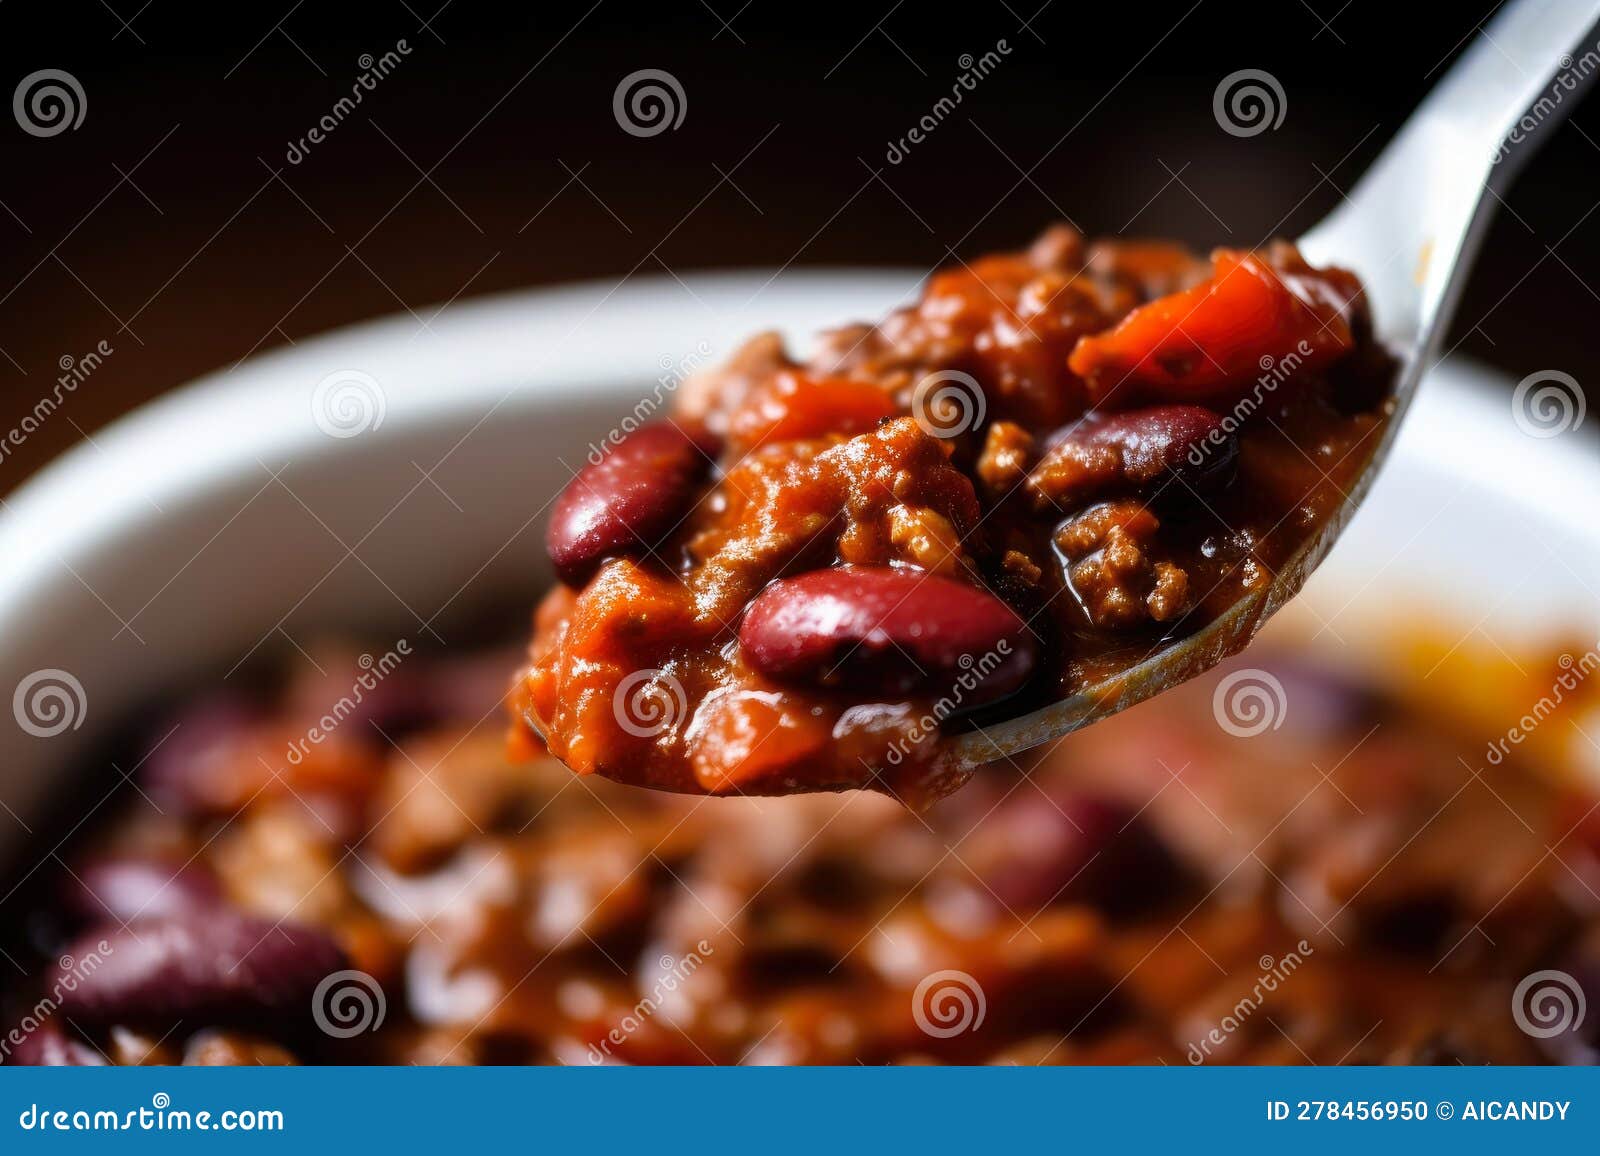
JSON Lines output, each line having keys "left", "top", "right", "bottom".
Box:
{"left": 516, "top": 227, "right": 1395, "bottom": 801}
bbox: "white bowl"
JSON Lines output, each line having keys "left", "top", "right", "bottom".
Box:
{"left": 1, "top": 270, "right": 1595, "bottom": 863}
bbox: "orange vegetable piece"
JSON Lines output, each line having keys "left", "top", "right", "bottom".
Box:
{"left": 727, "top": 371, "right": 897, "bottom": 450}
{"left": 1067, "top": 249, "right": 1358, "bottom": 403}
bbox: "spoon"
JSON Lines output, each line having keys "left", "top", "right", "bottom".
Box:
{"left": 944, "top": 0, "right": 1600, "bottom": 772}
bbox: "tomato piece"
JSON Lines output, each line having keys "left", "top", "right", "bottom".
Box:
{"left": 727, "top": 371, "right": 897, "bottom": 450}
{"left": 1067, "top": 249, "right": 1357, "bottom": 403}
{"left": 689, "top": 690, "right": 831, "bottom": 792}
{"left": 924, "top": 254, "right": 1038, "bottom": 306}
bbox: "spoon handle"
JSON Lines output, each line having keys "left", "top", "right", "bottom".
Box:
{"left": 1300, "top": 0, "right": 1600, "bottom": 354}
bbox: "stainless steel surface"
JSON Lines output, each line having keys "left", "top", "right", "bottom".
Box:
{"left": 948, "top": 0, "right": 1600, "bottom": 771}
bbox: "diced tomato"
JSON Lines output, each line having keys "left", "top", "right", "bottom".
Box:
{"left": 726, "top": 371, "right": 898, "bottom": 449}
{"left": 690, "top": 690, "right": 831, "bottom": 792}
{"left": 1067, "top": 249, "right": 1358, "bottom": 403}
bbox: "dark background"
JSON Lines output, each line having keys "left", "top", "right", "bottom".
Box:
{"left": 0, "top": 0, "right": 1595, "bottom": 497}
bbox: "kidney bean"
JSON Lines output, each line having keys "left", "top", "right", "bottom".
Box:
{"left": 65, "top": 856, "right": 224, "bottom": 925}
{"left": 965, "top": 792, "right": 1182, "bottom": 916}
{"left": 1257, "top": 655, "right": 1379, "bottom": 739}
{"left": 546, "top": 423, "right": 716, "bottom": 585}
{"left": 5, "top": 1023, "right": 105, "bottom": 1066}
{"left": 427, "top": 647, "right": 524, "bottom": 721}
{"left": 739, "top": 566, "right": 1037, "bottom": 703}
{"left": 1033, "top": 405, "right": 1235, "bottom": 506}
{"left": 300, "top": 666, "right": 437, "bottom": 739}
{"left": 59, "top": 912, "right": 345, "bottom": 1027}
{"left": 282, "top": 647, "right": 518, "bottom": 742}
{"left": 140, "top": 692, "right": 265, "bottom": 814}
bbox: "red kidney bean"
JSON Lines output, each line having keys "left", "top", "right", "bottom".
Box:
{"left": 546, "top": 423, "right": 716, "bottom": 585}
{"left": 5, "top": 1023, "right": 105, "bottom": 1066}
{"left": 140, "top": 693, "right": 264, "bottom": 814}
{"left": 1258, "top": 656, "right": 1379, "bottom": 739}
{"left": 966, "top": 792, "right": 1182, "bottom": 915}
{"left": 739, "top": 566, "right": 1037, "bottom": 703}
{"left": 427, "top": 647, "right": 525, "bottom": 721}
{"left": 282, "top": 648, "right": 520, "bottom": 749}
{"left": 65, "top": 856, "right": 224, "bottom": 925}
{"left": 309, "top": 666, "right": 436, "bottom": 738}
{"left": 1039, "top": 405, "right": 1235, "bottom": 499}
{"left": 59, "top": 913, "right": 346, "bottom": 1027}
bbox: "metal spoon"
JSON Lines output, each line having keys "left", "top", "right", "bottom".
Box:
{"left": 946, "top": 0, "right": 1600, "bottom": 771}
